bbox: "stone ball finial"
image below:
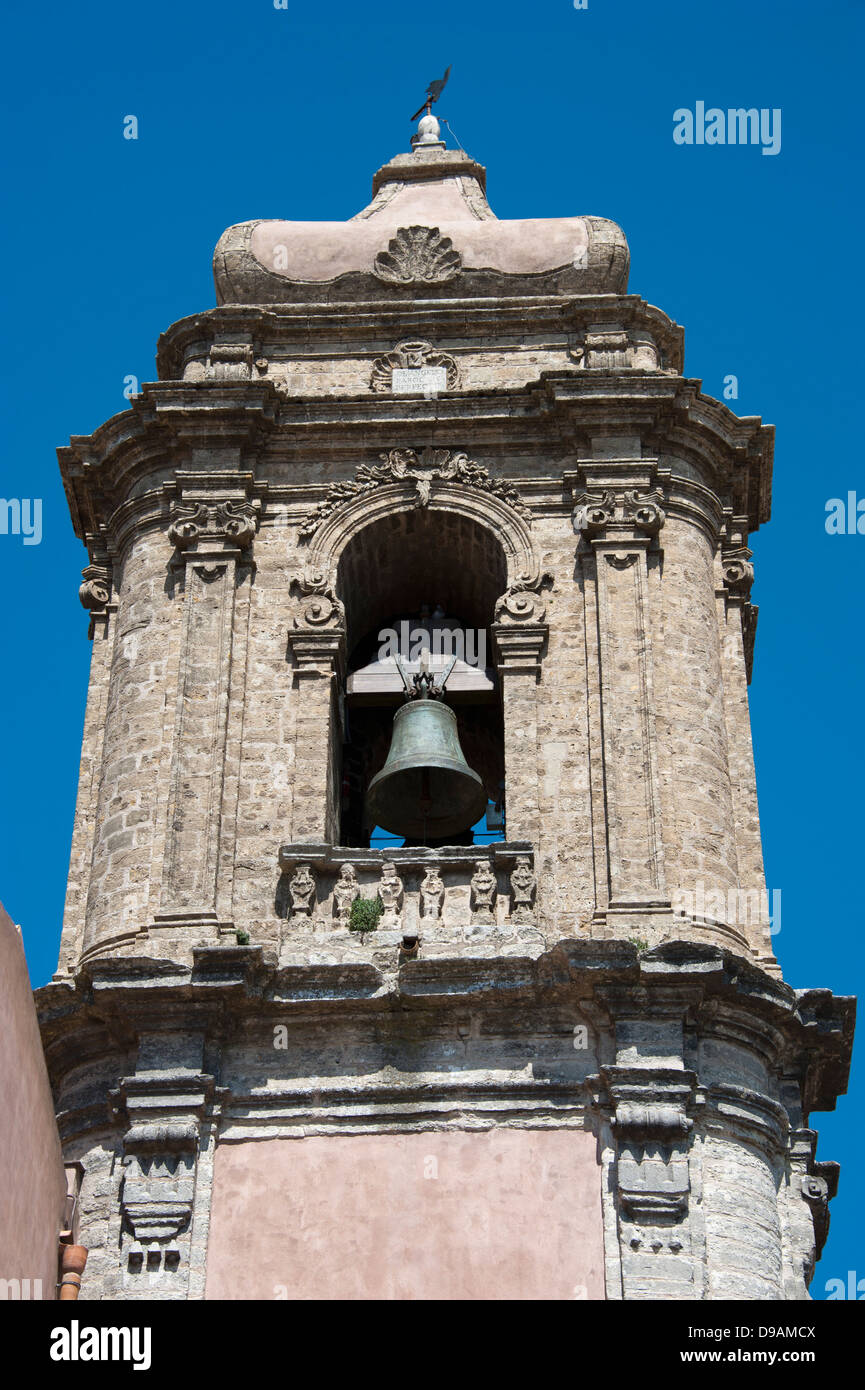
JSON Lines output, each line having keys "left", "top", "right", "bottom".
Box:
{"left": 412, "top": 112, "right": 444, "bottom": 149}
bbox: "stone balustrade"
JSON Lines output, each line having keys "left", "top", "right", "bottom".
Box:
{"left": 276, "top": 842, "right": 537, "bottom": 950}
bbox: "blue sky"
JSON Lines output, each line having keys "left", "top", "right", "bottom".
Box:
{"left": 0, "top": 0, "right": 862, "bottom": 1294}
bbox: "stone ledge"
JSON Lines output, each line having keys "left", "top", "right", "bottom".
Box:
{"left": 36, "top": 939, "right": 855, "bottom": 1125}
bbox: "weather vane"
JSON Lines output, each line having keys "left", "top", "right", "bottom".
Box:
{"left": 410, "top": 65, "right": 451, "bottom": 122}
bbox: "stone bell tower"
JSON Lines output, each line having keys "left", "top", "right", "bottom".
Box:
{"left": 40, "top": 109, "right": 853, "bottom": 1301}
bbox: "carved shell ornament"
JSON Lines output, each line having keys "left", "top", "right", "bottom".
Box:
{"left": 373, "top": 225, "right": 462, "bottom": 285}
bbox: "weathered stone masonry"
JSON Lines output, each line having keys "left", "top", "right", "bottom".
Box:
{"left": 41, "top": 130, "right": 853, "bottom": 1298}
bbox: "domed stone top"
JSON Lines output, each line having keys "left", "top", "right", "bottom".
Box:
{"left": 213, "top": 141, "right": 629, "bottom": 305}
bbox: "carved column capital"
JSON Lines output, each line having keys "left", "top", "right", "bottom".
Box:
{"left": 168, "top": 498, "right": 259, "bottom": 556}
{"left": 492, "top": 622, "right": 547, "bottom": 673}
{"left": 573, "top": 487, "right": 666, "bottom": 544}
{"left": 78, "top": 556, "right": 116, "bottom": 639}
{"left": 78, "top": 562, "right": 111, "bottom": 610}
{"left": 721, "top": 548, "right": 755, "bottom": 598}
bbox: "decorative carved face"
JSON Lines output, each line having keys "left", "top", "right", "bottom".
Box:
{"left": 339, "top": 864, "right": 355, "bottom": 881}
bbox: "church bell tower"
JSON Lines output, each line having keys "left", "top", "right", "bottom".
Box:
{"left": 40, "top": 105, "right": 854, "bottom": 1300}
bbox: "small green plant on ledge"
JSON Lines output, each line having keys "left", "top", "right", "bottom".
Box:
{"left": 235, "top": 930, "right": 250, "bottom": 946}
{"left": 349, "top": 897, "right": 383, "bottom": 934}
{"left": 627, "top": 935, "right": 648, "bottom": 953}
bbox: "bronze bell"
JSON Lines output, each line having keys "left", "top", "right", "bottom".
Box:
{"left": 365, "top": 668, "right": 486, "bottom": 840}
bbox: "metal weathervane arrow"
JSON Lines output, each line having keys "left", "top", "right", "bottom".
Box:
{"left": 410, "top": 65, "right": 451, "bottom": 122}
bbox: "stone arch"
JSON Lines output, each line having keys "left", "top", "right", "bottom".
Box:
{"left": 291, "top": 466, "right": 550, "bottom": 850}
{"left": 306, "top": 479, "right": 542, "bottom": 606}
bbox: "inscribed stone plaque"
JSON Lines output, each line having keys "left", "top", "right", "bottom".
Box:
{"left": 391, "top": 366, "right": 448, "bottom": 395}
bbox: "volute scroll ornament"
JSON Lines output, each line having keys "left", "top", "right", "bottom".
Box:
{"left": 722, "top": 549, "right": 755, "bottom": 597}
{"left": 494, "top": 569, "right": 554, "bottom": 624}
{"left": 623, "top": 488, "right": 666, "bottom": 537}
{"left": 79, "top": 563, "right": 111, "bottom": 610}
{"left": 290, "top": 568, "right": 345, "bottom": 630}
{"left": 572, "top": 488, "right": 666, "bottom": 540}
{"left": 572, "top": 489, "right": 617, "bottom": 537}
{"left": 168, "top": 500, "right": 258, "bottom": 552}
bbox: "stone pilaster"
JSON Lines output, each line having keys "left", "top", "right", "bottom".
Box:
{"left": 574, "top": 472, "right": 671, "bottom": 927}
{"left": 492, "top": 571, "right": 551, "bottom": 848}
{"left": 57, "top": 545, "right": 118, "bottom": 974}
{"left": 287, "top": 568, "right": 346, "bottom": 843}
{"left": 153, "top": 477, "right": 260, "bottom": 938}
{"left": 718, "top": 518, "right": 777, "bottom": 968}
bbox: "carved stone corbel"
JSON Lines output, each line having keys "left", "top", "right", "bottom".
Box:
{"left": 113, "top": 1035, "right": 215, "bottom": 1296}
{"left": 602, "top": 1066, "right": 698, "bottom": 1294}
{"left": 787, "top": 1126, "right": 839, "bottom": 1287}
{"left": 206, "top": 338, "right": 254, "bottom": 380}
{"left": 78, "top": 563, "right": 110, "bottom": 611}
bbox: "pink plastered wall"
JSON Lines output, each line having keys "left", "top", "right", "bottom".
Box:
{"left": 206, "top": 1128, "right": 605, "bottom": 1300}
{"left": 0, "top": 903, "right": 67, "bottom": 1299}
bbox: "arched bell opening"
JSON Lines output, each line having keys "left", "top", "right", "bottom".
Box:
{"left": 335, "top": 508, "right": 508, "bottom": 848}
